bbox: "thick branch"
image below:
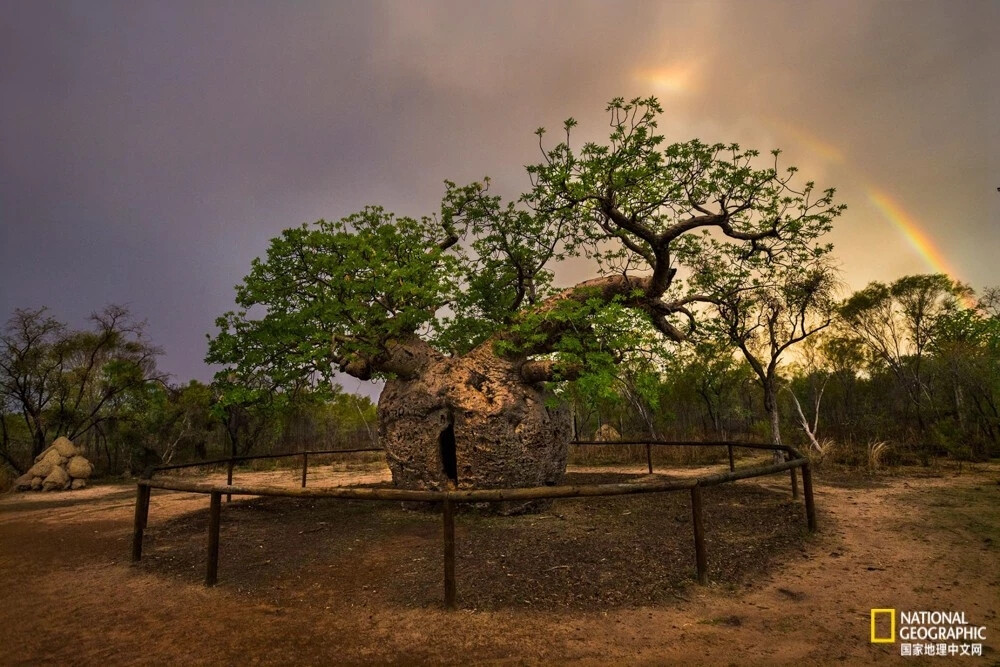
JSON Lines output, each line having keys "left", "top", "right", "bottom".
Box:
{"left": 534, "top": 274, "right": 653, "bottom": 313}
{"left": 335, "top": 334, "right": 443, "bottom": 381}
{"left": 601, "top": 203, "right": 659, "bottom": 246}
{"left": 520, "top": 359, "right": 582, "bottom": 384}
{"left": 660, "top": 211, "right": 780, "bottom": 244}
{"left": 485, "top": 272, "right": 700, "bottom": 359}
{"left": 485, "top": 274, "right": 652, "bottom": 357}
{"left": 438, "top": 228, "right": 459, "bottom": 251}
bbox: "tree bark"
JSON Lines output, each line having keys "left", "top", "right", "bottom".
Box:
{"left": 338, "top": 334, "right": 443, "bottom": 381}
{"left": 378, "top": 344, "right": 571, "bottom": 514}
{"left": 354, "top": 273, "right": 691, "bottom": 510}
{"left": 763, "top": 382, "right": 783, "bottom": 463}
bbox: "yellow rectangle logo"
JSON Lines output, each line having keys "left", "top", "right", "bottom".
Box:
{"left": 871, "top": 609, "right": 896, "bottom": 643}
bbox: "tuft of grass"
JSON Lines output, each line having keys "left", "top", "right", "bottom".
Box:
{"left": 867, "top": 441, "right": 889, "bottom": 471}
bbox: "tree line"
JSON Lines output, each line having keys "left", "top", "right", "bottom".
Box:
{"left": 2, "top": 269, "right": 995, "bottom": 489}
{"left": 569, "top": 274, "right": 999, "bottom": 466}
{"left": 0, "top": 305, "right": 376, "bottom": 485}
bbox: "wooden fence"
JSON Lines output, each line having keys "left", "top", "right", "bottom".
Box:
{"left": 132, "top": 441, "right": 816, "bottom": 609}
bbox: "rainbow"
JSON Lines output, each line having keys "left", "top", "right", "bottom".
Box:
{"left": 865, "top": 187, "right": 976, "bottom": 308}
{"left": 865, "top": 187, "right": 960, "bottom": 278}
{"left": 761, "top": 120, "right": 975, "bottom": 308}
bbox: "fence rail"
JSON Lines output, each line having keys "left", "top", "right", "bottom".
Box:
{"left": 570, "top": 439, "right": 795, "bottom": 477}
{"left": 132, "top": 440, "right": 817, "bottom": 609}
{"left": 151, "top": 446, "right": 384, "bottom": 501}
{"left": 149, "top": 439, "right": 786, "bottom": 489}
{"left": 151, "top": 447, "right": 383, "bottom": 473}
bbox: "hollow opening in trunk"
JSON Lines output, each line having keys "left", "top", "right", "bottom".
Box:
{"left": 439, "top": 415, "right": 458, "bottom": 484}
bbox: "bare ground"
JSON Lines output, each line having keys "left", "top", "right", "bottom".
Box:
{"left": 0, "top": 461, "right": 997, "bottom": 665}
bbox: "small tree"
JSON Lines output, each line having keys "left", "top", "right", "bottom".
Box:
{"left": 211, "top": 369, "right": 300, "bottom": 459}
{"left": 693, "top": 258, "right": 840, "bottom": 454}
{"left": 785, "top": 334, "right": 834, "bottom": 454}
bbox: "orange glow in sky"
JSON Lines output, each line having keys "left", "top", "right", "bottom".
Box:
{"left": 632, "top": 64, "right": 698, "bottom": 95}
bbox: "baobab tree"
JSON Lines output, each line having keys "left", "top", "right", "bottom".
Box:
{"left": 208, "top": 98, "right": 843, "bottom": 504}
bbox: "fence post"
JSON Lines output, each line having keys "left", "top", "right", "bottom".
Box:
{"left": 131, "top": 484, "right": 151, "bottom": 563}
{"left": 301, "top": 452, "right": 309, "bottom": 488}
{"left": 727, "top": 444, "right": 735, "bottom": 472}
{"left": 646, "top": 443, "right": 653, "bottom": 474}
{"left": 226, "top": 458, "right": 234, "bottom": 503}
{"left": 206, "top": 491, "right": 222, "bottom": 586}
{"left": 801, "top": 463, "right": 817, "bottom": 532}
{"left": 788, "top": 453, "right": 799, "bottom": 500}
{"left": 443, "top": 498, "right": 457, "bottom": 610}
{"left": 690, "top": 484, "right": 708, "bottom": 585}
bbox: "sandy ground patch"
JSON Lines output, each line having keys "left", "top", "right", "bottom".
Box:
{"left": 1, "top": 460, "right": 997, "bottom": 665}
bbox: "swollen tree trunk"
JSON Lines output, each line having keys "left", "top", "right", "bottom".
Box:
{"left": 349, "top": 275, "right": 661, "bottom": 513}
{"left": 378, "top": 343, "right": 572, "bottom": 514}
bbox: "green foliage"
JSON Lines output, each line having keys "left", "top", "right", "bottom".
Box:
{"left": 435, "top": 179, "right": 564, "bottom": 353}
{"left": 207, "top": 206, "right": 460, "bottom": 383}
{"left": 209, "top": 97, "right": 846, "bottom": 397}
{"left": 0, "top": 305, "right": 164, "bottom": 472}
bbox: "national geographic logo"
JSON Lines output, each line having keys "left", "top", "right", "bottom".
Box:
{"left": 871, "top": 609, "right": 987, "bottom": 657}
{"left": 871, "top": 609, "right": 896, "bottom": 643}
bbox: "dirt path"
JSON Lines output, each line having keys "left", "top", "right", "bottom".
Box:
{"left": 1, "top": 462, "right": 997, "bottom": 665}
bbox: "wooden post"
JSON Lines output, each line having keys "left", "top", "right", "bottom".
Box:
{"left": 226, "top": 458, "right": 234, "bottom": 503}
{"left": 646, "top": 443, "right": 653, "bottom": 474}
{"left": 301, "top": 452, "right": 309, "bottom": 488}
{"left": 785, "top": 452, "right": 799, "bottom": 499}
{"left": 690, "top": 485, "right": 708, "bottom": 585}
{"left": 801, "top": 463, "right": 817, "bottom": 532}
{"left": 131, "top": 484, "right": 151, "bottom": 563}
{"left": 442, "top": 498, "right": 457, "bottom": 610}
{"left": 206, "top": 491, "right": 221, "bottom": 586}
{"left": 727, "top": 444, "right": 735, "bottom": 472}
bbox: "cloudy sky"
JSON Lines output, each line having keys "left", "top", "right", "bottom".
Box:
{"left": 2, "top": 0, "right": 997, "bottom": 391}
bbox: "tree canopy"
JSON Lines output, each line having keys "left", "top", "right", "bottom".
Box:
{"left": 208, "top": 97, "right": 844, "bottom": 394}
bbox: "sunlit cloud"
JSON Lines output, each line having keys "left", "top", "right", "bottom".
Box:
{"left": 632, "top": 63, "right": 699, "bottom": 95}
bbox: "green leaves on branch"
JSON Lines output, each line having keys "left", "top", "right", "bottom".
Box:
{"left": 209, "top": 96, "right": 844, "bottom": 391}
{"left": 207, "top": 207, "right": 459, "bottom": 384}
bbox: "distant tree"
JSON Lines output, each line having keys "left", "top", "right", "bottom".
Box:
{"left": 211, "top": 369, "right": 293, "bottom": 458}
{"left": 0, "top": 305, "right": 163, "bottom": 471}
{"left": 0, "top": 308, "right": 65, "bottom": 466}
{"left": 784, "top": 334, "right": 834, "bottom": 453}
{"left": 135, "top": 380, "right": 217, "bottom": 465}
{"left": 838, "top": 274, "right": 971, "bottom": 435}
{"left": 668, "top": 340, "right": 755, "bottom": 438}
{"left": 927, "top": 292, "right": 1000, "bottom": 458}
